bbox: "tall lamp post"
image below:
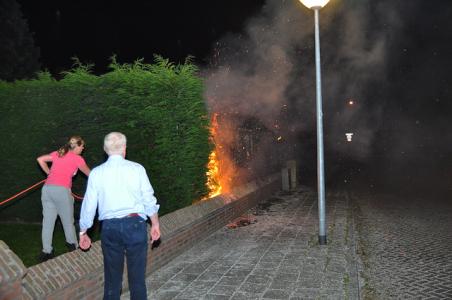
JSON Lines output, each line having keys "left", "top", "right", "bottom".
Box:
{"left": 299, "top": 0, "right": 330, "bottom": 245}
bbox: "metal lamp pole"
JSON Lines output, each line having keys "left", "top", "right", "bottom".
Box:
{"left": 299, "top": 0, "right": 330, "bottom": 245}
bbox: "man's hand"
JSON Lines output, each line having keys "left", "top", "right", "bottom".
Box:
{"left": 79, "top": 233, "right": 92, "bottom": 250}
{"left": 150, "top": 225, "right": 160, "bottom": 243}
{"left": 150, "top": 214, "right": 161, "bottom": 244}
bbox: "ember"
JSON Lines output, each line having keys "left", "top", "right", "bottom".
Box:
{"left": 227, "top": 214, "right": 257, "bottom": 228}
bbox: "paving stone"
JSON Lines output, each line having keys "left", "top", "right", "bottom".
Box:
{"left": 244, "top": 274, "right": 272, "bottom": 285}
{"left": 182, "top": 264, "right": 209, "bottom": 274}
{"left": 158, "top": 280, "right": 189, "bottom": 292}
{"left": 230, "top": 291, "right": 262, "bottom": 299}
{"left": 199, "top": 268, "right": 223, "bottom": 277}
{"left": 256, "top": 261, "right": 281, "bottom": 269}
{"left": 296, "top": 276, "right": 322, "bottom": 289}
{"left": 207, "top": 284, "right": 237, "bottom": 296}
{"left": 184, "top": 280, "right": 216, "bottom": 292}
{"left": 268, "top": 280, "right": 296, "bottom": 290}
{"left": 150, "top": 290, "right": 181, "bottom": 300}
{"left": 262, "top": 289, "right": 291, "bottom": 299}
{"left": 291, "top": 287, "right": 320, "bottom": 298}
{"left": 238, "top": 282, "right": 267, "bottom": 293}
{"left": 171, "top": 273, "right": 198, "bottom": 283}
{"left": 272, "top": 272, "right": 299, "bottom": 282}
{"left": 216, "top": 276, "right": 245, "bottom": 286}
{"left": 224, "top": 268, "right": 252, "bottom": 278}
{"left": 203, "top": 294, "right": 231, "bottom": 300}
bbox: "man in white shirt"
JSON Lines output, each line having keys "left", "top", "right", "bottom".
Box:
{"left": 79, "top": 132, "right": 160, "bottom": 300}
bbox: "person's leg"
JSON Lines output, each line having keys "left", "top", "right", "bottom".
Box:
{"left": 41, "top": 185, "right": 58, "bottom": 254}
{"left": 101, "top": 219, "right": 125, "bottom": 300}
{"left": 124, "top": 216, "right": 148, "bottom": 300}
{"left": 53, "top": 187, "right": 78, "bottom": 247}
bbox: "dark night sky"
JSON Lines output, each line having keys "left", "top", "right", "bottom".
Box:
{"left": 15, "top": 0, "right": 452, "bottom": 194}
{"left": 16, "top": 0, "right": 266, "bottom": 73}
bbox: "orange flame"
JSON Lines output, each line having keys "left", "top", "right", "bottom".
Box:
{"left": 206, "top": 150, "right": 222, "bottom": 198}
{"left": 204, "top": 113, "right": 234, "bottom": 198}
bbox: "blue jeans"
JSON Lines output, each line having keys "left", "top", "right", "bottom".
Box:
{"left": 101, "top": 216, "right": 148, "bottom": 300}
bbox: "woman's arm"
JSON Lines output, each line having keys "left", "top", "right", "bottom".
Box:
{"left": 79, "top": 164, "right": 91, "bottom": 176}
{"left": 37, "top": 154, "right": 53, "bottom": 175}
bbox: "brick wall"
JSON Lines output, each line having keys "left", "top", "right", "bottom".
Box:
{"left": 0, "top": 174, "right": 280, "bottom": 299}
{"left": 0, "top": 241, "right": 27, "bottom": 300}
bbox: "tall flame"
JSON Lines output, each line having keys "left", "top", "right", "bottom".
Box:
{"left": 204, "top": 113, "right": 234, "bottom": 198}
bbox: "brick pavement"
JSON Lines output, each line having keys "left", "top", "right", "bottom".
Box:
{"left": 121, "top": 187, "right": 360, "bottom": 299}
{"left": 353, "top": 192, "right": 452, "bottom": 299}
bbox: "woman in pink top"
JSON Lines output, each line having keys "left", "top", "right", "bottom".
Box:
{"left": 37, "top": 136, "right": 90, "bottom": 262}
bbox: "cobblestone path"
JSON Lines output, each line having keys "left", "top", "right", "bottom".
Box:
{"left": 354, "top": 192, "right": 452, "bottom": 299}
{"left": 122, "top": 188, "right": 360, "bottom": 299}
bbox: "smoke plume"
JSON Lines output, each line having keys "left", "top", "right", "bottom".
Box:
{"left": 203, "top": 0, "right": 411, "bottom": 183}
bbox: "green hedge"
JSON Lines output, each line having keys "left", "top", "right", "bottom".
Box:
{"left": 0, "top": 56, "right": 211, "bottom": 221}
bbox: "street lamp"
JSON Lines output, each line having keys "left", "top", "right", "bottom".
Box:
{"left": 299, "top": 0, "right": 330, "bottom": 245}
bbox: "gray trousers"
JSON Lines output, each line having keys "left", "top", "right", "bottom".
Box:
{"left": 41, "top": 185, "right": 78, "bottom": 253}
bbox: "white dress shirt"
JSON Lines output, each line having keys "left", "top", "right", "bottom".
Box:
{"left": 79, "top": 155, "right": 160, "bottom": 231}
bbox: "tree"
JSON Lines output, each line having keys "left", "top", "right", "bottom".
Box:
{"left": 0, "top": 0, "right": 40, "bottom": 81}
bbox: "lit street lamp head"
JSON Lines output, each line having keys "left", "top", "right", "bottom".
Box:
{"left": 299, "top": 0, "right": 330, "bottom": 9}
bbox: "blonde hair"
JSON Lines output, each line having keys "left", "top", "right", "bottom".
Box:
{"left": 57, "top": 136, "right": 85, "bottom": 157}
{"left": 104, "top": 132, "right": 127, "bottom": 155}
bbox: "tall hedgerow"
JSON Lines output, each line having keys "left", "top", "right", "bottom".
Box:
{"left": 0, "top": 56, "right": 211, "bottom": 220}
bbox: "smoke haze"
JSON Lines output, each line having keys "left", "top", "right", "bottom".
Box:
{"left": 203, "top": 0, "right": 452, "bottom": 193}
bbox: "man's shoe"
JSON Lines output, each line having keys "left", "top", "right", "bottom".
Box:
{"left": 66, "top": 242, "right": 77, "bottom": 252}
{"left": 38, "top": 251, "right": 54, "bottom": 262}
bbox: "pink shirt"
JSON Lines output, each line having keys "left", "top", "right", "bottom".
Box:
{"left": 45, "top": 151, "right": 87, "bottom": 189}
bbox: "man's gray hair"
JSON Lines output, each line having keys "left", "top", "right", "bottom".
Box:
{"left": 104, "top": 132, "right": 127, "bottom": 155}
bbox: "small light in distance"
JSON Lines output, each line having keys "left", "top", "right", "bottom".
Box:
{"left": 348, "top": 99, "right": 354, "bottom": 105}
{"left": 345, "top": 133, "right": 353, "bottom": 142}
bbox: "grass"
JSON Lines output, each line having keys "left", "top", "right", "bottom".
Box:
{"left": 352, "top": 202, "right": 378, "bottom": 300}
{"left": 0, "top": 222, "right": 100, "bottom": 267}
{"left": 343, "top": 274, "right": 350, "bottom": 300}
{"left": 308, "top": 233, "right": 317, "bottom": 247}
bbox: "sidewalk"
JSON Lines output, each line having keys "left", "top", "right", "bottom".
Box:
{"left": 122, "top": 187, "right": 360, "bottom": 299}
{"left": 352, "top": 191, "right": 452, "bottom": 299}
